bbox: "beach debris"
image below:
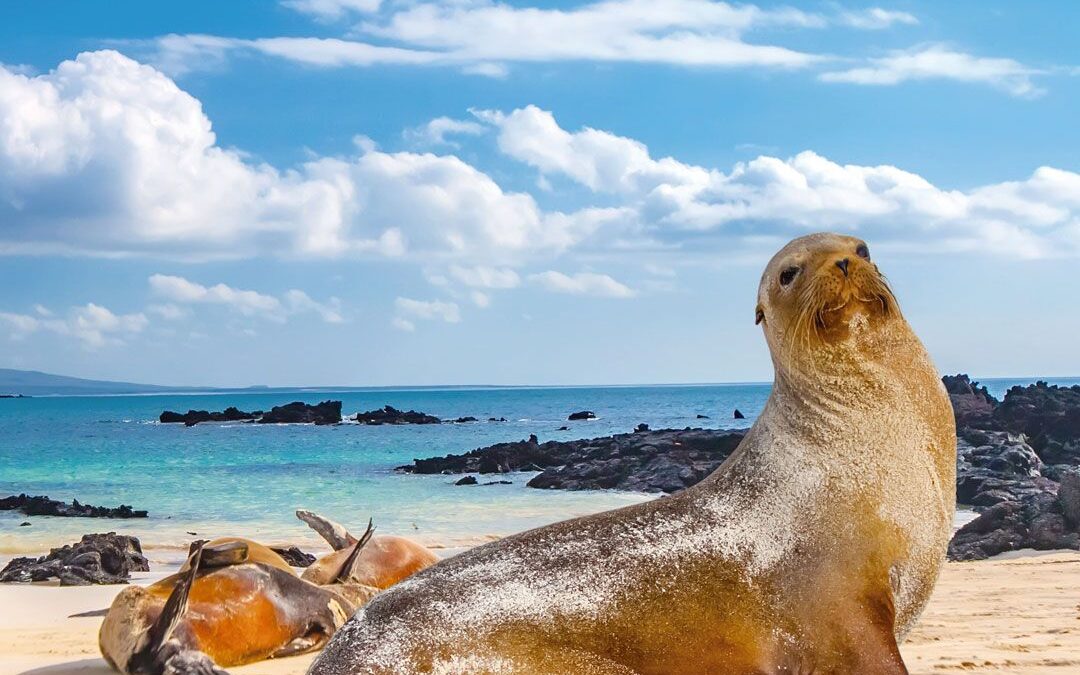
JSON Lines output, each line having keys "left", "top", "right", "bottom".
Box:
{"left": 0, "top": 532, "right": 149, "bottom": 585}
{"left": 0, "top": 494, "right": 147, "bottom": 518}
{"left": 354, "top": 405, "right": 441, "bottom": 425}
{"left": 455, "top": 476, "right": 478, "bottom": 486}
{"left": 568, "top": 410, "right": 597, "bottom": 420}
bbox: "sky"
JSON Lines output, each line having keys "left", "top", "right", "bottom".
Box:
{"left": 0, "top": 0, "right": 1077, "bottom": 387}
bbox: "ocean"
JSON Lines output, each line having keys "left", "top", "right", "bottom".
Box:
{"left": 2, "top": 378, "right": 1075, "bottom": 564}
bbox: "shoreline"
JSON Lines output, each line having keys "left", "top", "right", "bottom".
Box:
{"left": 1, "top": 549, "right": 1077, "bottom": 675}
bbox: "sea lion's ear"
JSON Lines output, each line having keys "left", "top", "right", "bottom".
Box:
{"left": 755, "top": 305, "right": 765, "bottom": 325}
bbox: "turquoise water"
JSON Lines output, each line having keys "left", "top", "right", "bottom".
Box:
{"left": 1, "top": 378, "right": 1074, "bottom": 562}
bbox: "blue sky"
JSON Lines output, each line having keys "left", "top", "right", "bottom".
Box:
{"left": 0, "top": 1, "right": 1077, "bottom": 387}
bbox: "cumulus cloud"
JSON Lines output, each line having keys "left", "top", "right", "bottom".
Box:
{"left": 281, "top": 0, "right": 381, "bottom": 21}
{"left": 0, "top": 52, "right": 592, "bottom": 262}
{"left": 404, "top": 116, "right": 486, "bottom": 147}
{"left": 837, "top": 8, "right": 918, "bottom": 30}
{"left": 819, "top": 45, "right": 1045, "bottom": 97}
{"left": 148, "top": 274, "right": 343, "bottom": 323}
{"left": 1, "top": 303, "right": 148, "bottom": 348}
{"left": 529, "top": 271, "right": 637, "bottom": 298}
{"left": 448, "top": 265, "right": 521, "bottom": 289}
{"left": 478, "top": 106, "right": 1080, "bottom": 259}
{"left": 394, "top": 297, "right": 461, "bottom": 324}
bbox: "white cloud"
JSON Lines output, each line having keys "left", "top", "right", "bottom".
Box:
{"left": 820, "top": 45, "right": 1045, "bottom": 97}
{"left": 147, "top": 303, "right": 189, "bottom": 320}
{"left": 448, "top": 265, "right": 521, "bottom": 289}
{"left": 282, "top": 0, "right": 382, "bottom": 21}
{"left": 149, "top": 274, "right": 343, "bottom": 323}
{"left": 404, "top": 116, "right": 486, "bottom": 147}
{"left": 478, "top": 106, "right": 1080, "bottom": 259}
{"left": 391, "top": 317, "right": 416, "bottom": 332}
{"left": 529, "top": 271, "right": 637, "bottom": 298}
{"left": 1, "top": 303, "right": 147, "bottom": 348}
{"left": 395, "top": 297, "right": 461, "bottom": 323}
{"left": 0, "top": 52, "right": 592, "bottom": 262}
{"left": 32, "top": 304, "right": 53, "bottom": 317}
{"left": 284, "top": 289, "right": 344, "bottom": 324}
{"left": 470, "top": 291, "right": 491, "bottom": 308}
{"left": 838, "top": 8, "right": 918, "bottom": 30}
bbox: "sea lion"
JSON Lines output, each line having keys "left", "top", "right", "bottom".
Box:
{"left": 309, "top": 232, "right": 956, "bottom": 675}
{"left": 98, "top": 537, "right": 375, "bottom": 675}
{"left": 298, "top": 511, "right": 440, "bottom": 589}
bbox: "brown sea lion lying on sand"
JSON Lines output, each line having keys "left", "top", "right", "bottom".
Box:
{"left": 99, "top": 513, "right": 437, "bottom": 675}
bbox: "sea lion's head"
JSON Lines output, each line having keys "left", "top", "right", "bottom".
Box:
{"left": 756, "top": 233, "right": 899, "bottom": 363}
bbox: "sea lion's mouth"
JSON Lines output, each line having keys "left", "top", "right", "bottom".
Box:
{"left": 794, "top": 265, "right": 897, "bottom": 344}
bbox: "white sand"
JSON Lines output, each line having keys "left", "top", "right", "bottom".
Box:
{"left": 1, "top": 551, "right": 1077, "bottom": 675}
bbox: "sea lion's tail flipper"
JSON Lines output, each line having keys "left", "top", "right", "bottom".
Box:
{"left": 296, "top": 509, "right": 358, "bottom": 550}
{"left": 127, "top": 544, "right": 206, "bottom": 675}
{"left": 332, "top": 519, "right": 376, "bottom": 583}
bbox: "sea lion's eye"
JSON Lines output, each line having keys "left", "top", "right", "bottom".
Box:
{"left": 779, "top": 266, "right": 800, "bottom": 287}
{"left": 855, "top": 244, "right": 870, "bottom": 259}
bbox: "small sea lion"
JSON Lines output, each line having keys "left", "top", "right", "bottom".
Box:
{"left": 309, "top": 233, "right": 956, "bottom": 674}
{"left": 297, "top": 511, "right": 439, "bottom": 589}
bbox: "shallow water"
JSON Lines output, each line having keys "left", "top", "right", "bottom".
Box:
{"left": 0, "top": 378, "right": 1072, "bottom": 559}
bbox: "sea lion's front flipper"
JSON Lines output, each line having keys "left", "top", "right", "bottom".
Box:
{"left": 127, "top": 544, "right": 204, "bottom": 674}
{"left": 332, "top": 519, "right": 375, "bottom": 583}
{"left": 161, "top": 650, "right": 229, "bottom": 675}
{"left": 296, "top": 510, "right": 358, "bottom": 550}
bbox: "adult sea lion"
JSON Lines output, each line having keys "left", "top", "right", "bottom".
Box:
{"left": 309, "top": 232, "right": 957, "bottom": 675}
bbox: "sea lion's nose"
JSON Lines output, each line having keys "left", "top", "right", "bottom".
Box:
{"left": 835, "top": 258, "right": 850, "bottom": 276}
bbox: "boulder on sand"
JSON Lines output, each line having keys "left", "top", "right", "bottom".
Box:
{"left": 0, "top": 533, "right": 149, "bottom": 585}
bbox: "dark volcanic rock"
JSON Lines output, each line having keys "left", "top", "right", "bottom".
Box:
{"left": 451, "top": 417, "right": 479, "bottom": 424}
{"left": 270, "top": 546, "right": 316, "bottom": 567}
{"left": 948, "top": 490, "right": 1079, "bottom": 561}
{"left": 635, "top": 423, "right": 649, "bottom": 433}
{"left": 488, "top": 417, "right": 507, "bottom": 422}
{"left": 400, "top": 428, "right": 746, "bottom": 494}
{"left": 991, "top": 381, "right": 1080, "bottom": 465}
{"left": 455, "top": 476, "right": 478, "bottom": 486}
{"left": 733, "top": 409, "right": 745, "bottom": 419}
{"left": 0, "top": 533, "right": 149, "bottom": 585}
{"left": 0, "top": 494, "right": 147, "bottom": 519}
{"left": 955, "top": 430, "right": 1044, "bottom": 505}
{"left": 355, "top": 405, "right": 441, "bottom": 425}
{"left": 260, "top": 400, "right": 342, "bottom": 425}
{"left": 942, "top": 373, "right": 998, "bottom": 429}
{"left": 567, "top": 411, "right": 596, "bottom": 421}
{"left": 696, "top": 414, "right": 710, "bottom": 419}
{"left": 160, "top": 406, "right": 259, "bottom": 426}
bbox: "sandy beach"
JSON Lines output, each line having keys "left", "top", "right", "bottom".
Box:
{"left": 1, "top": 550, "right": 1077, "bottom": 675}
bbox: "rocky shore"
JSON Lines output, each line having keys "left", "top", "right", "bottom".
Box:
{"left": 0, "top": 533, "right": 149, "bottom": 585}
{"left": 0, "top": 494, "right": 147, "bottom": 519}
{"left": 400, "top": 375, "right": 1080, "bottom": 559}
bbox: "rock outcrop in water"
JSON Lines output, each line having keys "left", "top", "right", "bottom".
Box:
{"left": 354, "top": 405, "right": 441, "bottom": 425}
{"left": 0, "top": 494, "right": 147, "bottom": 518}
{"left": 399, "top": 428, "right": 747, "bottom": 494}
{"left": 160, "top": 401, "right": 341, "bottom": 426}
{"left": 0, "top": 533, "right": 149, "bottom": 585}
{"left": 258, "top": 400, "right": 342, "bottom": 425}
